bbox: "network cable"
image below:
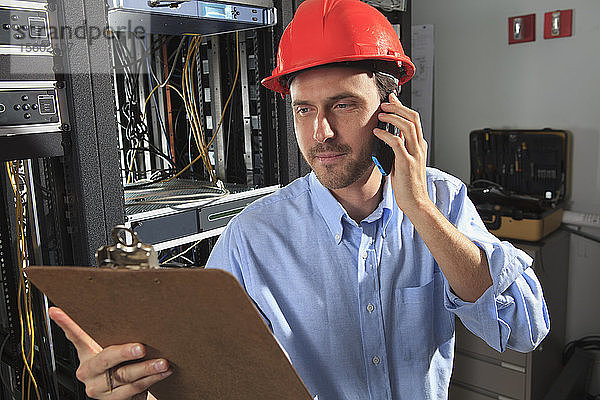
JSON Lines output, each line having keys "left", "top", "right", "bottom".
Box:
{"left": 5, "top": 161, "right": 42, "bottom": 400}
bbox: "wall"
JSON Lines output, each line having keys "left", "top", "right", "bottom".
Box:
{"left": 413, "top": 0, "right": 600, "bottom": 393}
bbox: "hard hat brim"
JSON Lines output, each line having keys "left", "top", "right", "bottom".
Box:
{"left": 261, "top": 55, "right": 416, "bottom": 96}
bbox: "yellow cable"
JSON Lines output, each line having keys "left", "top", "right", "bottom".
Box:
{"left": 184, "top": 39, "right": 211, "bottom": 174}
{"left": 126, "top": 148, "right": 138, "bottom": 184}
{"left": 187, "top": 38, "right": 207, "bottom": 151}
{"left": 140, "top": 35, "right": 215, "bottom": 184}
{"left": 185, "top": 39, "right": 215, "bottom": 180}
{"left": 5, "top": 161, "right": 41, "bottom": 400}
{"left": 142, "top": 84, "right": 161, "bottom": 122}
{"left": 135, "top": 39, "right": 193, "bottom": 184}
{"left": 183, "top": 37, "right": 215, "bottom": 179}
{"left": 162, "top": 240, "right": 203, "bottom": 264}
{"left": 167, "top": 84, "right": 184, "bottom": 103}
{"left": 181, "top": 39, "right": 204, "bottom": 165}
{"left": 164, "top": 32, "right": 241, "bottom": 183}
{"left": 190, "top": 39, "right": 216, "bottom": 180}
{"left": 182, "top": 38, "right": 201, "bottom": 152}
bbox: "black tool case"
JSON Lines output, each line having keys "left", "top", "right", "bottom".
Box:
{"left": 468, "top": 128, "right": 571, "bottom": 241}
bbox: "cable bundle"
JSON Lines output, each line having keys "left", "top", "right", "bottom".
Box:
{"left": 161, "top": 32, "right": 241, "bottom": 183}
{"left": 112, "top": 34, "right": 178, "bottom": 183}
{"left": 131, "top": 32, "right": 241, "bottom": 184}
{"left": 4, "top": 161, "right": 41, "bottom": 400}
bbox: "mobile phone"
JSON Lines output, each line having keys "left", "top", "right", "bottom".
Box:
{"left": 372, "top": 92, "right": 399, "bottom": 176}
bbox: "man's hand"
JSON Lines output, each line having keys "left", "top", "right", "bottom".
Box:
{"left": 373, "top": 92, "right": 431, "bottom": 217}
{"left": 373, "top": 93, "right": 492, "bottom": 302}
{"left": 49, "top": 307, "right": 172, "bottom": 400}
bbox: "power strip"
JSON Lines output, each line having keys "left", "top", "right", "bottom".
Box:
{"left": 562, "top": 210, "right": 600, "bottom": 228}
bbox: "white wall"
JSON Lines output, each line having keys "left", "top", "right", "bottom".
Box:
{"left": 413, "top": 0, "right": 600, "bottom": 393}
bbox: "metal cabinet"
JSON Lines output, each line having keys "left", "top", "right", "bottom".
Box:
{"left": 450, "top": 229, "right": 570, "bottom": 400}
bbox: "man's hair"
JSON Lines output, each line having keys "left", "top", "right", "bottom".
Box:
{"left": 374, "top": 71, "right": 399, "bottom": 102}
{"left": 283, "top": 60, "right": 400, "bottom": 101}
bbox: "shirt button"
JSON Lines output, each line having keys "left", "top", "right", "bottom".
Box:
{"left": 335, "top": 234, "right": 340, "bottom": 241}
{"left": 372, "top": 356, "right": 381, "bottom": 365}
{"left": 361, "top": 251, "right": 368, "bottom": 259}
{"left": 366, "top": 304, "right": 375, "bottom": 313}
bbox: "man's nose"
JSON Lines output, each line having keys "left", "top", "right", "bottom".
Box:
{"left": 313, "top": 113, "right": 335, "bottom": 143}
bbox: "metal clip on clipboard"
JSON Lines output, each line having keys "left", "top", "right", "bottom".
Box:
{"left": 95, "top": 225, "right": 159, "bottom": 269}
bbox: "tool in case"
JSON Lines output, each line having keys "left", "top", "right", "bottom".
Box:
{"left": 468, "top": 128, "right": 571, "bottom": 241}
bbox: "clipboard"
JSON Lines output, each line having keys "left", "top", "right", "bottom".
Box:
{"left": 26, "top": 266, "right": 313, "bottom": 400}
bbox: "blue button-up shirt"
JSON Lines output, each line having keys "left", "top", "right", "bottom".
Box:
{"left": 206, "top": 168, "right": 549, "bottom": 399}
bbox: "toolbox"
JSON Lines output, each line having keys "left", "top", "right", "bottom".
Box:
{"left": 468, "top": 128, "right": 571, "bottom": 241}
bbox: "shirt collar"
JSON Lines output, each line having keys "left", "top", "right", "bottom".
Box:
{"left": 379, "top": 175, "right": 401, "bottom": 237}
{"left": 309, "top": 172, "right": 346, "bottom": 244}
{"left": 359, "top": 175, "right": 398, "bottom": 236}
{"left": 308, "top": 172, "right": 402, "bottom": 243}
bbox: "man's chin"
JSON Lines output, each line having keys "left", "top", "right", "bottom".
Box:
{"left": 312, "top": 163, "right": 375, "bottom": 191}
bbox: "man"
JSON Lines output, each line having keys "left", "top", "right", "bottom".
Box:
{"left": 50, "top": 0, "right": 550, "bottom": 398}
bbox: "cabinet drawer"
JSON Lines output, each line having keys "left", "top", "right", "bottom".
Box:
{"left": 455, "top": 318, "right": 528, "bottom": 367}
{"left": 449, "top": 383, "right": 498, "bottom": 400}
{"left": 452, "top": 352, "right": 526, "bottom": 399}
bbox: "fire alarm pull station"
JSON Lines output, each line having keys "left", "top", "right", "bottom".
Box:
{"left": 508, "top": 14, "right": 535, "bottom": 44}
{"left": 544, "top": 9, "right": 573, "bottom": 39}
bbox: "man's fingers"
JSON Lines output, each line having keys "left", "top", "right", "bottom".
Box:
{"left": 82, "top": 358, "right": 171, "bottom": 399}
{"left": 381, "top": 93, "right": 424, "bottom": 142}
{"left": 386, "top": 92, "right": 422, "bottom": 131}
{"left": 377, "top": 112, "right": 420, "bottom": 156}
{"left": 47, "top": 307, "right": 172, "bottom": 399}
{"left": 79, "top": 343, "right": 147, "bottom": 382}
{"left": 112, "top": 358, "right": 170, "bottom": 386}
{"left": 373, "top": 127, "right": 409, "bottom": 160}
{"left": 108, "top": 370, "right": 173, "bottom": 400}
{"left": 48, "top": 307, "right": 102, "bottom": 360}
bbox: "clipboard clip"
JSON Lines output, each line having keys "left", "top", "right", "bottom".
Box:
{"left": 95, "top": 225, "right": 159, "bottom": 269}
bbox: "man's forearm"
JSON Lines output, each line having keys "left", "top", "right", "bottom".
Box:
{"left": 406, "top": 201, "right": 493, "bottom": 303}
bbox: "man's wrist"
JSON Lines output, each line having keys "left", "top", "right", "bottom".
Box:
{"left": 402, "top": 197, "right": 439, "bottom": 226}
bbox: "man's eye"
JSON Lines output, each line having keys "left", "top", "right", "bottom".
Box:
{"left": 335, "top": 103, "right": 351, "bottom": 110}
{"left": 296, "top": 107, "right": 310, "bottom": 115}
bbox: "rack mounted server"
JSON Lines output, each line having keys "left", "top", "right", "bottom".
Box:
{"left": 125, "top": 180, "right": 280, "bottom": 250}
{"left": 0, "top": 80, "right": 67, "bottom": 160}
{"left": 107, "top": 0, "right": 277, "bottom": 36}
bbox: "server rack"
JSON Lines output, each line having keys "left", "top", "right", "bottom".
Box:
{"left": 0, "top": 0, "right": 291, "bottom": 396}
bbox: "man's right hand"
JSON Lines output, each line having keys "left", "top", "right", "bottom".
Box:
{"left": 48, "top": 307, "right": 172, "bottom": 400}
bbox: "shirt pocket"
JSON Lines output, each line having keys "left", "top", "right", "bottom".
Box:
{"left": 393, "top": 272, "right": 454, "bottom": 361}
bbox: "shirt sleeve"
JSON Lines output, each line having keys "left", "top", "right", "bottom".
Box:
{"left": 205, "top": 217, "right": 246, "bottom": 283}
{"left": 440, "top": 180, "right": 550, "bottom": 353}
{"left": 205, "top": 218, "right": 274, "bottom": 331}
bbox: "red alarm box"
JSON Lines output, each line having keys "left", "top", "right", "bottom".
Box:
{"left": 544, "top": 9, "right": 573, "bottom": 39}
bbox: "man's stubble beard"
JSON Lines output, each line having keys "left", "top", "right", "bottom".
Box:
{"left": 303, "top": 139, "right": 375, "bottom": 190}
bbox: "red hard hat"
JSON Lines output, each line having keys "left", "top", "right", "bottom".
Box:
{"left": 261, "top": 0, "right": 416, "bottom": 95}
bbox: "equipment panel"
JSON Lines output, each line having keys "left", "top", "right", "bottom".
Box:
{"left": 0, "top": 7, "right": 49, "bottom": 45}
{"left": 107, "top": 0, "right": 276, "bottom": 36}
{"left": 125, "top": 181, "right": 280, "bottom": 250}
{"left": 0, "top": 88, "right": 58, "bottom": 125}
{"left": 0, "top": 1, "right": 51, "bottom": 56}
